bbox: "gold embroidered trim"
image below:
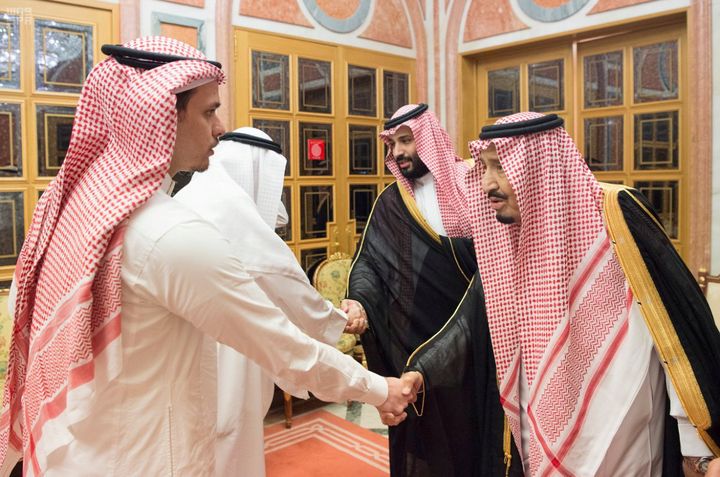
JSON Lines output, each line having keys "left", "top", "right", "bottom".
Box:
{"left": 601, "top": 184, "right": 719, "bottom": 456}
{"left": 398, "top": 182, "right": 441, "bottom": 244}
{"left": 504, "top": 415, "right": 512, "bottom": 477}
{"left": 449, "top": 239, "right": 471, "bottom": 284}
{"left": 600, "top": 182, "right": 664, "bottom": 231}
{"left": 405, "top": 277, "right": 476, "bottom": 417}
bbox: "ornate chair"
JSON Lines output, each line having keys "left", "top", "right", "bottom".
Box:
{"left": 313, "top": 252, "right": 365, "bottom": 363}
{"left": 698, "top": 269, "right": 720, "bottom": 330}
{"left": 282, "top": 252, "right": 364, "bottom": 428}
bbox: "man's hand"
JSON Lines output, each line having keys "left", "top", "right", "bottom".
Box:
{"left": 376, "top": 376, "right": 418, "bottom": 426}
{"left": 400, "top": 371, "right": 423, "bottom": 397}
{"left": 377, "top": 373, "right": 424, "bottom": 426}
{"left": 707, "top": 458, "right": 720, "bottom": 477}
{"left": 684, "top": 457, "right": 718, "bottom": 477}
{"left": 341, "top": 299, "right": 368, "bottom": 334}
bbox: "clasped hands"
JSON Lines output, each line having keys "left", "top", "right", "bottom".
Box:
{"left": 376, "top": 371, "right": 424, "bottom": 426}
{"left": 341, "top": 299, "right": 368, "bottom": 334}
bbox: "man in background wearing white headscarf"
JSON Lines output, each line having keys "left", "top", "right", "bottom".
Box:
{"left": 175, "top": 127, "right": 365, "bottom": 476}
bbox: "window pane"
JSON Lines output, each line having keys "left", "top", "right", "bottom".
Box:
{"left": 34, "top": 19, "right": 93, "bottom": 94}
{"left": 584, "top": 116, "right": 623, "bottom": 171}
{"left": 634, "top": 41, "right": 678, "bottom": 103}
{"left": 488, "top": 67, "right": 519, "bottom": 117}
{"left": 276, "top": 186, "right": 292, "bottom": 241}
{"left": 299, "top": 122, "right": 332, "bottom": 176}
{"left": 350, "top": 184, "right": 376, "bottom": 233}
{"left": 348, "top": 65, "right": 376, "bottom": 117}
{"left": 584, "top": 50, "right": 623, "bottom": 108}
{"left": 383, "top": 71, "right": 408, "bottom": 118}
{"left": 301, "top": 247, "right": 327, "bottom": 281}
{"left": 252, "top": 118, "right": 291, "bottom": 176}
{"left": 0, "top": 102, "right": 22, "bottom": 177}
{"left": 251, "top": 51, "right": 289, "bottom": 110}
{"left": 634, "top": 180, "right": 678, "bottom": 238}
{"left": 36, "top": 104, "right": 75, "bottom": 177}
{"left": 0, "top": 191, "right": 24, "bottom": 267}
{"left": 529, "top": 59, "right": 563, "bottom": 112}
{"left": 0, "top": 14, "right": 21, "bottom": 90}
{"left": 298, "top": 58, "right": 331, "bottom": 114}
{"left": 348, "top": 125, "right": 377, "bottom": 175}
{"left": 634, "top": 111, "right": 678, "bottom": 170}
{"left": 300, "top": 185, "right": 333, "bottom": 240}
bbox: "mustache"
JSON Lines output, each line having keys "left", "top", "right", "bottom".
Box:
{"left": 488, "top": 190, "right": 508, "bottom": 200}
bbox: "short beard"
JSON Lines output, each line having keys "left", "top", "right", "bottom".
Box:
{"left": 399, "top": 154, "right": 429, "bottom": 179}
{"left": 495, "top": 213, "right": 516, "bottom": 224}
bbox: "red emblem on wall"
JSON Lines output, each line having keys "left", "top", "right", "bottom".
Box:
{"left": 307, "top": 139, "right": 325, "bottom": 161}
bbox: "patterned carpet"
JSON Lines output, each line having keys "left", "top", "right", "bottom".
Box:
{"left": 264, "top": 402, "right": 390, "bottom": 476}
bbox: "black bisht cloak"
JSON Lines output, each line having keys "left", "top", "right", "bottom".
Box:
{"left": 347, "top": 183, "right": 522, "bottom": 476}
{"left": 602, "top": 185, "right": 720, "bottom": 474}
{"left": 407, "top": 185, "right": 720, "bottom": 475}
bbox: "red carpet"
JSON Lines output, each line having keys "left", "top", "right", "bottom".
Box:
{"left": 264, "top": 410, "right": 390, "bottom": 476}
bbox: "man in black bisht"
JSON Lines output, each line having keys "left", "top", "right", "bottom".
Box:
{"left": 344, "top": 104, "right": 522, "bottom": 476}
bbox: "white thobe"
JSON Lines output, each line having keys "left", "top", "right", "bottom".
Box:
{"left": 35, "top": 181, "right": 386, "bottom": 476}
{"left": 413, "top": 173, "right": 446, "bottom": 235}
{"left": 174, "top": 165, "right": 348, "bottom": 477}
{"left": 518, "top": 301, "right": 712, "bottom": 476}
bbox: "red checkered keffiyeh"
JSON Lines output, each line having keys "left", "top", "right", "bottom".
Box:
{"left": 381, "top": 105, "right": 472, "bottom": 237}
{"left": 467, "top": 112, "right": 630, "bottom": 475}
{"left": 0, "top": 37, "right": 224, "bottom": 473}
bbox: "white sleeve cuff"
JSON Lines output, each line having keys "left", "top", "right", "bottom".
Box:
{"left": 319, "top": 305, "right": 347, "bottom": 345}
{"left": 363, "top": 372, "right": 388, "bottom": 407}
{"left": 677, "top": 419, "right": 713, "bottom": 457}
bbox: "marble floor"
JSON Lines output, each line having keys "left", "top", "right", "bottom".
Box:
{"left": 264, "top": 397, "right": 389, "bottom": 437}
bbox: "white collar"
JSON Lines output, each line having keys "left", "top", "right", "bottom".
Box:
{"left": 414, "top": 172, "right": 434, "bottom": 187}
{"left": 160, "top": 175, "right": 176, "bottom": 195}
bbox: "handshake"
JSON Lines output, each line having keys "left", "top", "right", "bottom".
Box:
{"left": 376, "top": 371, "right": 424, "bottom": 426}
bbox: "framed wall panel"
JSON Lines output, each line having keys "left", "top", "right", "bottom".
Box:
{"left": 34, "top": 18, "right": 93, "bottom": 94}
{"left": 383, "top": 71, "right": 408, "bottom": 118}
{"left": 299, "top": 122, "right": 332, "bottom": 176}
{"left": 0, "top": 102, "right": 22, "bottom": 178}
{"left": 300, "top": 246, "right": 327, "bottom": 280}
{"left": 0, "top": 14, "right": 21, "bottom": 90}
{"left": 36, "top": 104, "right": 75, "bottom": 177}
{"left": 348, "top": 124, "right": 376, "bottom": 175}
{"left": 349, "top": 184, "right": 376, "bottom": 234}
{"left": 298, "top": 58, "right": 332, "bottom": 114}
{"left": 0, "top": 190, "right": 24, "bottom": 267}
{"left": 300, "top": 185, "right": 333, "bottom": 240}
{"left": 252, "top": 51, "right": 290, "bottom": 111}
{"left": 253, "top": 118, "right": 291, "bottom": 176}
{"left": 348, "top": 65, "right": 376, "bottom": 117}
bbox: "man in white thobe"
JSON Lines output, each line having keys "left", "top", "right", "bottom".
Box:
{"left": 0, "top": 38, "right": 414, "bottom": 476}
{"left": 174, "top": 127, "right": 365, "bottom": 476}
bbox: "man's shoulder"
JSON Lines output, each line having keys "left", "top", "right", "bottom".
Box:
{"left": 126, "top": 190, "right": 218, "bottom": 245}
{"left": 376, "top": 181, "right": 400, "bottom": 204}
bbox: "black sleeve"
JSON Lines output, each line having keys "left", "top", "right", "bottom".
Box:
{"left": 405, "top": 275, "right": 481, "bottom": 390}
{"left": 347, "top": 253, "right": 393, "bottom": 377}
{"left": 619, "top": 188, "right": 720, "bottom": 449}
